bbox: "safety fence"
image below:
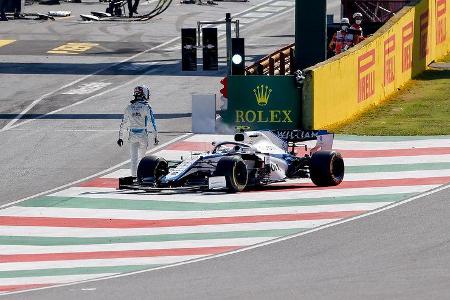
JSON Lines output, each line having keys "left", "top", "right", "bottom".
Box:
{"left": 245, "top": 43, "right": 295, "bottom": 75}
{"left": 302, "top": 0, "right": 450, "bottom": 129}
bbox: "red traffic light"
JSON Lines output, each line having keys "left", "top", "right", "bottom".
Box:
{"left": 220, "top": 77, "right": 227, "bottom": 98}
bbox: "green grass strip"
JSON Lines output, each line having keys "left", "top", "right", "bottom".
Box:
{"left": 346, "top": 162, "right": 450, "bottom": 173}
{"left": 17, "top": 193, "right": 412, "bottom": 211}
{"left": 0, "top": 228, "right": 305, "bottom": 246}
{"left": 0, "top": 265, "right": 160, "bottom": 279}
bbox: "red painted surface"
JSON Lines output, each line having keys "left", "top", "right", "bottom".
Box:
{"left": 0, "top": 246, "right": 241, "bottom": 263}
{"left": 0, "top": 284, "right": 50, "bottom": 292}
{"left": 0, "top": 211, "right": 364, "bottom": 229}
{"left": 78, "top": 178, "right": 118, "bottom": 188}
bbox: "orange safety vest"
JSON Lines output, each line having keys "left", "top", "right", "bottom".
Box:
{"left": 329, "top": 30, "right": 354, "bottom": 55}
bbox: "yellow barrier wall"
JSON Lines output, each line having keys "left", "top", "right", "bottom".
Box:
{"left": 303, "top": 0, "right": 450, "bottom": 129}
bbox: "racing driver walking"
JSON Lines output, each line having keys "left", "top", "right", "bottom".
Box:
{"left": 117, "top": 85, "right": 159, "bottom": 178}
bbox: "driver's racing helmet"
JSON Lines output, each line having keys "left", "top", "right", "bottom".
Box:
{"left": 133, "top": 85, "right": 150, "bottom": 100}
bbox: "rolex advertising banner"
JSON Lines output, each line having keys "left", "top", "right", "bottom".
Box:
{"left": 221, "top": 75, "right": 301, "bottom": 131}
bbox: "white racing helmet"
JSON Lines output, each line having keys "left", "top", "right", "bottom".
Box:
{"left": 340, "top": 17, "right": 350, "bottom": 30}
{"left": 341, "top": 17, "right": 350, "bottom": 25}
{"left": 133, "top": 85, "right": 151, "bottom": 100}
{"left": 353, "top": 12, "right": 363, "bottom": 19}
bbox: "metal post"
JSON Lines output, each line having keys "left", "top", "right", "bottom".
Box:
{"left": 269, "top": 57, "right": 275, "bottom": 75}
{"left": 279, "top": 52, "right": 285, "bottom": 75}
{"left": 295, "top": 0, "right": 327, "bottom": 70}
{"left": 197, "top": 21, "right": 201, "bottom": 47}
{"left": 225, "top": 13, "right": 232, "bottom": 75}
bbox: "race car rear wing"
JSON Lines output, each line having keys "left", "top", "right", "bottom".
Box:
{"left": 270, "top": 129, "right": 329, "bottom": 142}
{"left": 270, "top": 129, "right": 335, "bottom": 151}
{"left": 235, "top": 129, "right": 334, "bottom": 152}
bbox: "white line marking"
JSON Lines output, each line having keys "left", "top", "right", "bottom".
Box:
{"left": 3, "top": 184, "right": 448, "bottom": 296}
{"left": 333, "top": 139, "right": 450, "bottom": 149}
{"left": 62, "top": 82, "right": 112, "bottom": 95}
{"left": 269, "top": 0, "right": 294, "bottom": 6}
{"left": 0, "top": 133, "right": 191, "bottom": 210}
{"left": 1, "top": 202, "right": 390, "bottom": 221}
{"left": 346, "top": 154, "right": 450, "bottom": 166}
{"left": 344, "top": 169, "right": 450, "bottom": 180}
{"left": 237, "top": 17, "right": 259, "bottom": 24}
{"left": 242, "top": 12, "right": 273, "bottom": 18}
{"left": 163, "top": 44, "right": 181, "bottom": 51}
{"left": 256, "top": 6, "right": 286, "bottom": 12}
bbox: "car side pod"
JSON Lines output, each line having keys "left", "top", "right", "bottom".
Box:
{"left": 310, "top": 151, "right": 345, "bottom": 186}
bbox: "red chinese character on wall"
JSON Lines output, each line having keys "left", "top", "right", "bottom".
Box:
{"left": 358, "top": 49, "right": 376, "bottom": 102}
{"left": 436, "top": 0, "right": 447, "bottom": 45}
{"left": 402, "top": 21, "right": 413, "bottom": 72}
{"left": 384, "top": 35, "right": 396, "bottom": 86}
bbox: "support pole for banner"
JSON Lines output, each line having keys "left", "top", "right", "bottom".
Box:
{"left": 226, "top": 13, "right": 232, "bottom": 75}
{"left": 295, "top": 0, "right": 327, "bottom": 70}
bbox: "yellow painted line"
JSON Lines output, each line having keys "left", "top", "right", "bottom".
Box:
{"left": 0, "top": 40, "right": 16, "bottom": 48}
{"left": 47, "top": 50, "right": 79, "bottom": 55}
{"left": 47, "top": 42, "right": 99, "bottom": 55}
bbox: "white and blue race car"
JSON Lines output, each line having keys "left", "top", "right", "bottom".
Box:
{"left": 119, "top": 130, "right": 345, "bottom": 193}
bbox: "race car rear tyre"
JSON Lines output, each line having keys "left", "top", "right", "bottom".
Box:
{"left": 215, "top": 156, "right": 248, "bottom": 193}
{"left": 137, "top": 155, "right": 169, "bottom": 185}
{"left": 310, "top": 151, "right": 344, "bottom": 186}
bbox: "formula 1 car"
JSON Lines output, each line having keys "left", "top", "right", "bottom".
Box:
{"left": 119, "top": 130, "right": 345, "bottom": 193}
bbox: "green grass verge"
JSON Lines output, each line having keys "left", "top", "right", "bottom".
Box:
{"left": 333, "top": 57, "right": 450, "bottom": 136}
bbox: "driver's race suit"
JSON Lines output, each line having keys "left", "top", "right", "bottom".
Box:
{"left": 119, "top": 100, "right": 158, "bottom": 177}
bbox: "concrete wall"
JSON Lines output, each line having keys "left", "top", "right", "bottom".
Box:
{"left": 302, "top": 0, "right": 450, "bottom": 129}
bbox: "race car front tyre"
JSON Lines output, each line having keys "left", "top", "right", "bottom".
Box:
{"left": 215, "top": 156, "right": 248, "bottom": 193}
{"left": 137, "top": 155, "right": 169, "bottom": 185}
{"left": 310, "top": 151, "right": 344, "bottom": 186}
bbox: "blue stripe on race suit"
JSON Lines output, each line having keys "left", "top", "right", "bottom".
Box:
{"left": 130, "top": 128, "right": 146, "bottom": 134}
